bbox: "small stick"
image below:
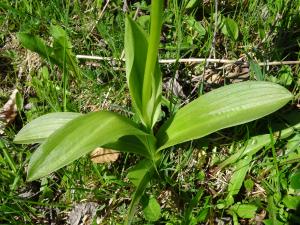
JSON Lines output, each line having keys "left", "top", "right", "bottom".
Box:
{"left": 76, "top": 55, "right": 300, "bottom": 66}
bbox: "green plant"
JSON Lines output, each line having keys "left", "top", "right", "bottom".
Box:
{"left": 17, "top": 25, "right": 82, "bottom": 111}
{"left": 14, "top": 1, "right": 294, "bottom": 224}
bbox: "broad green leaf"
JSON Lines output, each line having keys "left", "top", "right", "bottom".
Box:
{"left": 125, "top": 16, "right": 147, "bottom": 125}
{"left": 186, "top": 16, "right": 206, "bottom": 37}
{"left": 105, "top": 132, "right": 157, "bottom": 160}
{"left": 230, "top": 203, "right": 257, "bottom": 218}
{"left": 104, "top": 136, "right": 151, "bottom": 158}
{"left": 14, "top": 112, "right": 81, "bottom": 144}
{"left": 142, "top": 196, "right": 161, "bottom": 222}
{"left": 277, "top": 65, "right": 293, "bottom": 86}
{"left": 127, "top": 159, "right": 154, "bottom": 187}
{"left": 282, "top": 195, "right": 300, "bottom": 210}
{"left": 157, "top": 81, "right": 293, "bottom": 150}
{"left": 290, "top": 170, "right": 300, "bottom": 190}
{"left": 126, "top": 159, "right": 155, "bottom": 225}
{"left": 27, "top": 111, "right": 147, "bottom": 181}
{"left": 50, "top": 25, "right": 82, "bottom": 80}
{"left": 221, "top": 17, "right": 239, "bottom": 40}
{"left": 286, "top": 133, "right": 300, "bottom": 152}
{"left": 17, "top": 33, "right": 56, "bottom": 64}
{"left": 125, "top": 16, "right": 162, "bottom": 129}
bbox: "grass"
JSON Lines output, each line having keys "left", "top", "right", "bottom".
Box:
{"left": 1, "top": 0, "right": 300, "bottom": 224}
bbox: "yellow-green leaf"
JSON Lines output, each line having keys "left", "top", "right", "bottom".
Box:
{"left": 14, "top": 112, "right": 81, "bottom": 144}
{"left": 157, "top": 81, "right": 293, "bottom": 150}
{"left": 125, "top": 16, "right": 162, "bottom": 129}
{"left": 27, "top": 111, "right": 148, "bottom": 181}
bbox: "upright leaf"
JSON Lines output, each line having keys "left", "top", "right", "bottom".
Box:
{"left": 50, "top": 25, "right": 82, "bottom": 80}
{"left": 26, "top": 111, "right": 148, "bottom": 181}
{"left": 250, "top": 60, "right": 264, "bottom": 81}
{"left": 157, "top": 81, "right": 293, "bottom": 150}
{"left": 142, "top": 196, "right": 161, "bottom": 222}
{"left": 125, "top": 15, "right": 162, "bottom": 129}
{"left": 221, "top": 17, "right": 239, "bottom": 40}
{"left": 142, "top": 0, "right": 164, "bottom": 128}
{"left": 125, "top": 16, "right": 147, "bottom": 125}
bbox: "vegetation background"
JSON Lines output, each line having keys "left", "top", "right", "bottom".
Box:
{"left": 1, "top": 0, "right": 300, "bottom": 224}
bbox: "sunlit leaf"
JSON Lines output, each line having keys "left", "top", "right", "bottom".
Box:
{"left": 14, "top": 112, "right": 81, "bottom": 144}
{"left": 50, "top": 25, "right": 82, "bottom": 80}
{"left": 127, "top": 159, "right": 153, "bottom": 187}
{"left": 17, "top": 33, "right": 55, "bottom": 63}
{"left": 26, "top": 111, "right": 148, "bottom": 181}
{"left": 221, "top": 17, "right": 239, "bottom": 40}
{"left": 157, "top": 81, "right": 293, "bottom": 150}
{"left": 142, "top": 196, "right": 161, "bottom": 222}
{"left": 282, "top": 195, "right": 300, "bottom": 210}
{"left": 230, "top": 203, "right": 257, "bottom": 218}
{"left": 125, "top": 16, "right": 162, "bottom": 128}
{"left": 290, "top": 170, "right": 300, "bottom": 190}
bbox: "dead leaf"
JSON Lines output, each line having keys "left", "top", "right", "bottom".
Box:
{"left": 164, "top": 78, "right": 185, "bottom": 98}
{"left": 90, "top": 147, "right": 120, "bottom": 163}
{"left": 0, "top": 89, "right": 18, "bottom": 134}
{"left": 68, "top": 202, "right": 98, "bottom": 225}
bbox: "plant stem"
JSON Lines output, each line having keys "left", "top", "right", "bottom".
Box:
{"left": 63, "top": 38, "right": 68, "bottom": 112}
{"left": 142, "top": 0, "right": 163, "bottom": 128}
